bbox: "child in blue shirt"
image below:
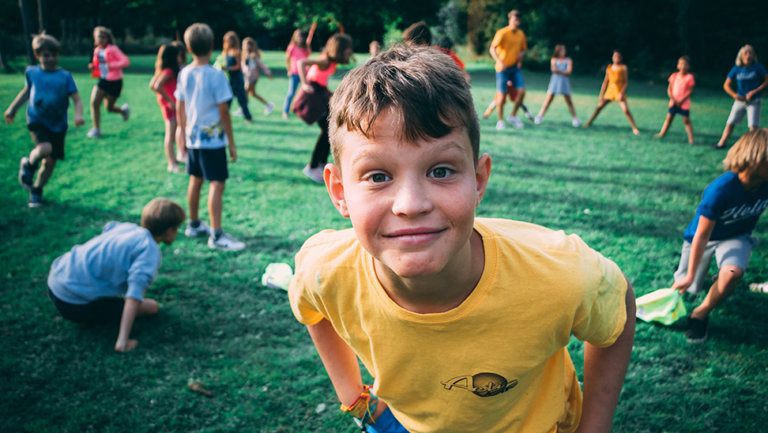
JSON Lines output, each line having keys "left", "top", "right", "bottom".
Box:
{"left": 47, "top": 198, "right": 185, "bottom": 352}
{"left": 714, "top": 45, "right": 768, "bottom": 149}
{"left": 673, "top": 128, "right": 768, "bottom": 343}
{"left": 4, "top": 33, "right": 84, "bottom": 207}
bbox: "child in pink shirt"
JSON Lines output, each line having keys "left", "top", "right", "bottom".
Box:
{"left": 655, "top": 56, "right": 695, "bottom": 143}
{"left": 282, "top": 23, "right": 316, "bottom": 119}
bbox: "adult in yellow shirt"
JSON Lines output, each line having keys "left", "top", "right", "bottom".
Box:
{"left": 489, "top": 10, "right": 528, "bottom": 130}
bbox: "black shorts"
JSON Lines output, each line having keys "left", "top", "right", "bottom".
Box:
{"left": 48, "top": 287, "right": 124, "bottom": 324}
{"left": 97, "top": 78, "right": 123, "bottom": 99}
{"left": 187, "top": 147, "right": 229, "bottom": 181}
{"left": 28, "top": 123, "right": 66, "bottom": 160}
{"left": 668, "top": 105, "right": 690, "bottom": 117}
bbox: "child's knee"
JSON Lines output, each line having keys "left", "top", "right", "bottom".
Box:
{"left": 36, "top": 142, "right": 53, "bottom": 156}
{"left": 719, "top": 265, "right": 744, "bottom": 284}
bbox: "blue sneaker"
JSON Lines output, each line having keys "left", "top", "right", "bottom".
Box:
{"left": 28, "top": 190, "right": 43, "bottom": 208}
{"left": 19, "top": 157, "right": 35, "bottom": 190}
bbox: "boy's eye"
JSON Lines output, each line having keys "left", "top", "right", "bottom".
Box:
{"left": 369, "top": 173, "right": 391, "bottom": 183}
{"left": 428, "top": 167, "right": 453, "bottom": 179}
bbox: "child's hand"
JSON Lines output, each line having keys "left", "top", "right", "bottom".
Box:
{"left": 301, "top": 83, "right": 314, "bottom": 93}
{"left": 115, "top": 338, "right": 138, "bottom": 352}
{"left": 745, "top": 90, "right": 756, "bottom": 101}
{"left": 74, "top": 115, "right": 85, "bottom": 127}
{"left": 229, "top": 148, "right": 237, "bottom": 162}
{"left": 88, "top": 62, "right": 93, "bottom": 70}
{"left": 671, "top": 276, "right": 693, "bottom": 294}
{"left": 4, "top": 108, "right": 15, "bottom": 124}
{"left": 735, "top": 94, "right": 746, "bottom": 102}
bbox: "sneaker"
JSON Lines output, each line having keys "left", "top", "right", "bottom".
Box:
{"left": 208, "top": 232, "right": 245, "bottom": 251}
{"left": 28, "top": 190, "right": 42, "bottom": 208}
{"left": 233, "top": 108, "right": 243, "bottom": 117}
{"left": 507, "top": 115, "right": 524, "bottom": 129}
{"left": 534, "top": 115, "right": 543, "bottom": 125}
{"left": 264, "top": 102, "right": 275, "bottom": 115}
{"left": 185, "top": 220, "right": 211, "bottom": 238}
{"left": 571, "top": 117, "right": 581, "bottom": 127}
{"left": 495, "top": 120, "right": 506, "bottom": 130}
{"left": 86, "top": 127, "right": 102, "bottom": 138}
{"left": 302, "top": 164, "right": 324, "bottom": 184}
{"left": 18, "top": 157, "right": 35, "bottom": 190}
{"left": 121, "top": 103, "right": 130, "bottom": 121}
{"left": 685, "top": 316, "right": 709, "bottom": 344}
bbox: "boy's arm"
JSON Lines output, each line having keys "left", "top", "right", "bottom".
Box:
{"left": 115, "top": 297, "right": 141, "bottom": 352}
{"left": 218, "top": 102, "right": 236, "bottom": 162}
{"left": 672, "top": 215, "right": 715, "bottom": 292}
{"left": 746, "top": 74, "right": 768, "bottom": 101}
{"left": 576, "top": 277, "right": 635, "bottom": 433}
{"left": 307, "top": 319, "right": 387, "bottom": 419}
{"left": 177, "top": 99, "right": 186, "bottom": 150}
{"left": 723, "top": 78, "right": 742, "bottom": 101}
{"left": 4, "top": 86, "right": 30, "bottom": 124}
{"left": 70, "top": 92, "right": 85, "bottom": 126}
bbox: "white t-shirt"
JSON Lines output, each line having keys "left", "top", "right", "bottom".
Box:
{"left": 175, "top": 64, "right": 233, "bottom": 149}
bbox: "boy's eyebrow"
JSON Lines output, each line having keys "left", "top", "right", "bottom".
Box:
{"left": 348, "top": 136, "right": 470, "bottom": 167}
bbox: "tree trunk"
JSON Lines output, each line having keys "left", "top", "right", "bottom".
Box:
{"left": 18, "top": 0, "right": 36, "bottom": 65}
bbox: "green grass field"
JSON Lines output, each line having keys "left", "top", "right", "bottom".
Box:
{"left": 1, "top": 52, "right": 767, "bottom": 432}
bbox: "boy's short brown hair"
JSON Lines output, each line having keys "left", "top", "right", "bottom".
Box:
{"left": 184, "top": 23, "right": 214, "bottom": 57}
{"left": 402, "top": 21, "right": 431, "bottom": 46}
{"left": 329, "top": 45, "right": 479, "bottom": 166}
{"left": 724, "top": 128, "right": 768, "bottom": 174}
{"left": 324, "top": 33, "right": 353, "bottom": 63}
{"left": 32, "top": 33, "right": 61, "bottom": 54}
{"left": 141, "top": 198, "right": 185, "bottom": 237}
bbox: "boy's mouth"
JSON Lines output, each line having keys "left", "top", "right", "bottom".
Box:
{"left": 383, "top": 227, "right": 446, "bottom": 243}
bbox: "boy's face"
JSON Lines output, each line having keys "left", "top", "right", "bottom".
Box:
{"left": 612, "top": 52, "right": 622, "bottom": 64}
{"left": 326, "top": 108, "right": 491, "bottom": 280}
{"left": 160, "top": 225, "right": 180, "bottom": 245}
{"left": 677, "top": 58, "right": 689, "bottom": 73}
{"left": 35, "top": 49, "right": 58, "bottom": 71}
{"left": 509, "top": 15, "right": 521, "bottom": 28}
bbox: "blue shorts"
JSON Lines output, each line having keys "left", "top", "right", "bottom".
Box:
{"left": 496, "top": 66, "right": 524, "bottom": 93}
{"left": 668, "top": 106, "right": 690, "bottom": 117}
{"left": 187, "top": 147, "right": 228, "bottom": 182}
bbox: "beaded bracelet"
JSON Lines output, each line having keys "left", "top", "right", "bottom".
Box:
{"left": 340, "top": 384, "right": 378, "bottom": 428}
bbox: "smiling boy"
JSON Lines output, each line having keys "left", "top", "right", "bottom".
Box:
{"left": 289, "top": 46, "right": 635, "bottom": 433}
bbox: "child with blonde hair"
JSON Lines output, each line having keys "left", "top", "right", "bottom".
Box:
{"left": 241, "top": 37, "right": 275, "bottom": 115}
{"left": 672, "top": 128, "right": 768, "bottom": 343}
{"left": 585, "top": 50, "right": 640, "bottom": 135}
{"left": 87, "top": 26, "right": 130, "bottom": 138}
{"left": 5, "top": 33, "right": 84, "bottom": 207}
{"left": 150, "top": 43, "right": 183, "bottom": 172}
{"left": 714, "top": 45, "right": 767, "bottom": 149}
{"left": 534, "top": 44, "right": 580, "bottom": 126}
{"left": 654, "top": 56, "right": 695, "bottom": 144}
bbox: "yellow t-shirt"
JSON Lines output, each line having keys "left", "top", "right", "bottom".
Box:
{"left": 289, "top": 218, "right": 627, "bottom": 433}
{"left": 491, "top": 27, "right": 528, "bottom": 72}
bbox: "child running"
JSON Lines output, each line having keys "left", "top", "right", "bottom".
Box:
{"left": 47, "top": 198, "right": 184, "bottom": 352}
{"left": 283, "top": 23, "right": 316, "bottom": 119}
{"left": 714, "top": 45, "right": 767, "bottom": 149}
{"left": 289, "top": 45, "right": 635, "bottom": 433}
{"left": 535, "top": 44, "right": 580, "bottom": 127}
{"left": 489, "top": 10, "right": 529, "bottom": 130}
{"left": 222, "top": 31, "right": 251, "bottom": 123}
{"left": 654, "top": 56, "right": 695, "bottom": 144}
{"left": 585, "top": 50, "right": 640, "bottom": 135}
{"left": 177, "top": 23, "right": 245, "bottom": 251}
{"left": 241, "top": 37, "right": 275, "bottom": 115}
{"left": 149, "top": 43, "right": 183, "bottom": 172}
{"left": 5, "top": 33, "right": 84, "bottom": 207}
{"left": 296, "top": 33, "right": 353, "bottom": 183}
{"left": 671, "top": 129, "right": 768, "bottom": 343}
{"left": 87, "top": 26, "right": 130, "bottom": 138}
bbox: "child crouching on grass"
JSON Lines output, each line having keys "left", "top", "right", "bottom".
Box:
{"left": 672, "top": 128, "right": 768, "bottom": 343}
{"left": 4, "top": 33, "right": 84, "bottom": 208}
{"left": 289, "top": 45, "right": 635, "bottom": 433}
{"left": 47, "top": 198, "right": 185, "bottom": 352}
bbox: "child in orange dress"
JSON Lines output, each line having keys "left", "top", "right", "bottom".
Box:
{"left": 585, "top": 50, "right": 640, "bottom": 135}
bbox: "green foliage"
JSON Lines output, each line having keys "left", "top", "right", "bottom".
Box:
{"left": 1, "top": 54, "right": 768, "bottom": 432}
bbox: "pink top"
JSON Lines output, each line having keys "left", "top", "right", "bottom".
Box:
{"left": 669, "top": 72, "right": 695, "bottom": 110}
{"left": 306, "top": 62, "right": 337, "bottom": 88}
{"left": 287, "top": 44, "right": 310, "bottom": 75}
{"left": 156, "top": 68, "right": 177, "bottom": 111}
{"left": 91, "top": 44, "right": 130, "bottom": 81}
{"left": 242, "top": 54, "right": 271, "bottom": 82}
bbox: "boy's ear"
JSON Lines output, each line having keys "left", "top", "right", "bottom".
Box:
{"left": 474, "top": 153, "right": 492, "bottom": 207}
{"left": 325, "top": 164, "right": 350, "bottom": 217}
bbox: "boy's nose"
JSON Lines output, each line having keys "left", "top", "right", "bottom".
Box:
{"left": 391, "top": 179, "right": 433, "bottom": 216}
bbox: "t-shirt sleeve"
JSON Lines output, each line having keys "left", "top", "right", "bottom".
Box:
{"left": 668, "top": 73, "right": 675, "bottom": 84}
{"left": 571, "top": 243, "right": 628, "bottom": 348}
{"left": 24, "top": 66, "right": 33, "bottom": 88}
{"left": 490, "top": 29, "right": 503, "bottom": 48}
{"left": 288, "top": 245, "right": 326, "bottom": 326}
{"left": 757, "top": 63, "right": 767, "bottom": 79}
{"left": 125, "top": 240, "right": 161, "bottom": 301}
{"left": 214, "top": 70, "right": 234, "bottom": 104}
{"left": 727, "top": 66, "right": 739, "bottom": 81}
{"left": 697, "top": 182, "right": 726, "bottom": 220}
{"left": 175, "top": 71, "right": 185, "bottom": 101}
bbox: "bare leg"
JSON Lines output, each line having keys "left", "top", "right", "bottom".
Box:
{"left": 564, "top": 94, "right": 577, "bottom": 118}
{"left": 618, "top": 100, "right": 640, "bottom": 135}
{"left": 208, "top": 180, "right": 225, "bottom": 231}
{"left": 90, "top": 86, "right": 105, "bottom": 129}
{"left": 717, "top": 124, "right": 735, "bottom": 147}
{"left": 483, "top": 99, "right": 497, "bottom": 119}
{"left": 252, "top": 92, "right": 268, "bottom": 106}
{"left": 683, "top": 115, "right": 694, "bottom": 144}
{"left": 585, "top": 101, "right": 608, "bottom": 126}
{"left": 187, "top": 175, "right": 204, "bottom": 222}
{"left": 34, "top": 157, "right": 57, "bottom": 189}
{"left": 511, "top": 88, "right": 525, "bottom": 117}
{"left": 29, "top": 142, "right": 52, "bottom": 166}
{"left": 104, "top": 94, "right": 124, "bottom": 115}
{"left": 495, "top": 91, "right": 506, "bottom": 121}
{"left": 537, "top": 93, "right": 555, "bottom": 118}
{"left": 164, "top": 119, "right": 179, "bottom": 170}
{"left": 690, "top": 265, "right": 743, "bottom": 319}
{"left": 655, "top": 113, "right": 674, "bottom": 138}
